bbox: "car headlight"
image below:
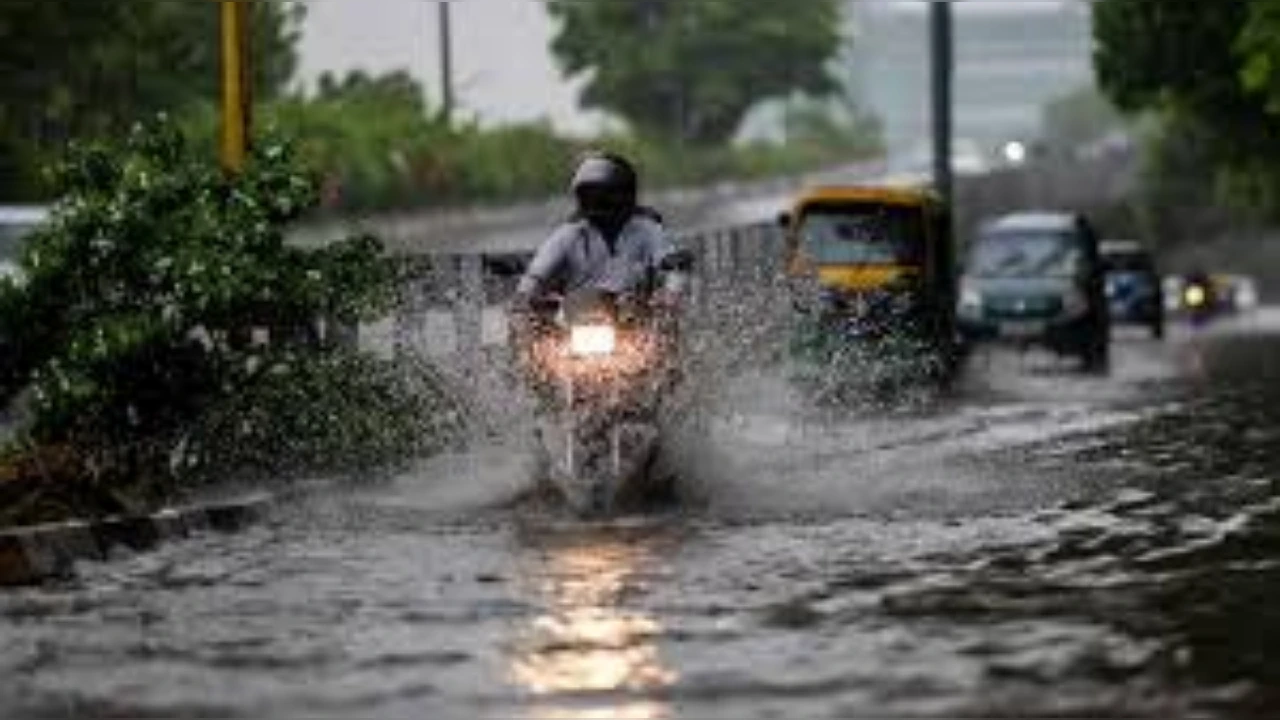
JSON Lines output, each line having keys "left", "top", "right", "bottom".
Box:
{"left": 569, "top": 324, "right": 616, "bottom": 357}
{"left": 1062, "top": 288, "right": 1089, "bottom": 318}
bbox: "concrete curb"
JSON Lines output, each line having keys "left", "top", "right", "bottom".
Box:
{"left": 0, "top": 492, "right": 273, "bottom": 587}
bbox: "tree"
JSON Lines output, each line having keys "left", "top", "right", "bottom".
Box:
{"left": 1040, "top": 85, "right": 1123, "bottom": 151}
{"left": 0, "top": 118, "right": 404, "bottom": 492}
{"left": 777, "top": 97, "right": 883, "bottom": 157}
{"left": 1239, "top": 0, "right": 1280, "bottom": 113}
{"left": 261, "top": 70, "right": 454, "bottom": 211}
{"left": 0, "top": 0, "right": 303, "bottom": 200}
{"left": 545, "top": 0, "right": 843, "bottom": 145}
{"left": 316, "top": 70, "right": 428, "bottom": 116}
{"left": 1093, "top": 0, "right": 1280, "bottom": 216}
{"left": 0, "top": 117, "right": 468, "bottom": 525}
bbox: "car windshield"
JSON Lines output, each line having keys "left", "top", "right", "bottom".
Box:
{"left": 798, "top": 205, "right": 925, "bottom": 266}
{"left": 969, "top": 231, "right": 1081, "bottom": 278}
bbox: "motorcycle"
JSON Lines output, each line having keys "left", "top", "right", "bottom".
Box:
{"left": 1182, "top": 278, "right": 1216, "bottom": 328}
{"left": 521, "top": 253, "right": 691, "bottom": 517}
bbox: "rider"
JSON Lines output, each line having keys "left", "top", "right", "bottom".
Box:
{"left": 1182, "top": 266, "right": 1214, "bottom": 307}
{"left": 514, "top": 152, "right": 681, "bottom": 308}
{"left": 510, "top": 152, "right": 687, "bottom": 388}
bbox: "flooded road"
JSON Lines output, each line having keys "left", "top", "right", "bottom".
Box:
{"left": 5, "top": 314, "right": 1280, "bottom": 718}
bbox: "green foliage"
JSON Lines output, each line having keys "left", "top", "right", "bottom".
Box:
{"left": 1094, "top": 0, "right": 1250, "bottom": 116}
{"left": 546, "top": 0, "right": 843, "bottom": 144}
{"left": 0, "top": 117, "right": 396, "bottom": 486}
{"left": 176, "top": 68, "right": 873, "bottom": 215}
{"left": 448, "top": 122, "right": 580, "bottom": 203}
{"left": 781, "top": 98, "right": 884, "bottom": 158}
{"left": 266, "top": 71, "right": 458, "bottom": 211}
{"left": 316, "top": 69, "right": 428, "bottom": 114}
{"left": 1130, "top": 116, "right": 1228, "bottom": 247}
{"left": 176, "top": 71, "right": 581, "bottom": 213}
{"left": 1093, "top": 0, "right": 1280, "bottom": 219}
{"left": 1040, "top": 85, "right": 1124, "bottom": 151}
{"left": 0, "top": 0, "right": 303, "bottom": 200}
{"left": 1238, "top": 0, "right": 1280, "bottom": 111}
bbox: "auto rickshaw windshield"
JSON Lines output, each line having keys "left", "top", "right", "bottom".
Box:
{"left": 798, "top": 205, "right": 926, "bottom": 266}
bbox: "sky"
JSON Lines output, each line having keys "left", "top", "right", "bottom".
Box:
{"left": 295, "top": 0, "right": 1082, "bottom": 135}
{"left": 296, "top": 0, "right": 600, "bottom": 133}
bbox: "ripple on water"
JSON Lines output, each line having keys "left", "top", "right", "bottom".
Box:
{"left": 8, "top": 332, "right": 1280, "bottom": 717}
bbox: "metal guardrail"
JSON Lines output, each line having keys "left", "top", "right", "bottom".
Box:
{"left": 375, "top": 221, "right": 786, "bottom": 364}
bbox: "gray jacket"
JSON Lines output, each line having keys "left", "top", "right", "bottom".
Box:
{"left": 517, "top": 215, "right": 677, "bottom": 299}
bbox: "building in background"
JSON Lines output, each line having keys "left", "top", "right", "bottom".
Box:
{"left": 845, "top": 0, "right": 1094, "bottom": 163}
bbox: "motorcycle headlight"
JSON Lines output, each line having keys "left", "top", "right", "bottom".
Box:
{"left": 569, "top": 324, "right": 616, "bottom": 357}
{"left": 1184, "top": 285, "right": 1207, "bottom": 308}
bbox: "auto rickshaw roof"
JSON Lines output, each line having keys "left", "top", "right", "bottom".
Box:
{"left": 792, "top": 185, "right": 939, "bottom": 210}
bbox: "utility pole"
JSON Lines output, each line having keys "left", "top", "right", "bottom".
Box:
{"left": 929, "top": 0, "right": 954, "bottom": 208}
{"left": 438, "top": 0, "right": 455, "bottom": 123}
{"left": 218, "top": 0, "right": 252, "bottom": 173}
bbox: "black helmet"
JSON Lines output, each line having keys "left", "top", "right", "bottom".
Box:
{"left": 570, "top": 153, "right": 638, "bottom": 225}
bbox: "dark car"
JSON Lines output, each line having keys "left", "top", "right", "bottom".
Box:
{"left": 957, "top": 212, "right": 1110, "bottom": 370}
{"left": 1101, "top": 240, "right": 1164, "bottom": 339}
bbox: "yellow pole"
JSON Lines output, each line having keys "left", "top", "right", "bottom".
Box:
{"left": 219, "top": 0, "right": 251, "bottom": 172}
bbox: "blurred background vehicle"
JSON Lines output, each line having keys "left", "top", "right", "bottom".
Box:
{"left": 957, "top": 211, "right": 1110, "bottom": 370}
{"left": 781, "top": 184, "right": 960, "bottom": 399}
{"left": 1100, "top": 239, "right": 1164, "bottom": 339}
{"left": 1212, "top": 273, "right": 1261, "bottom": 315}
{"left": 1180, "top": 271, "right": 1222, "bottom": 327}
{"left": 1231, "top": 274, "right": 1261, "bottom": 312}
{"left": 1163, "top": 271, "right": 1261, "bottom": 325}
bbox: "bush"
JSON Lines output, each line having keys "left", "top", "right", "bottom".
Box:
{"left": 0, "top": 116, "right": 461, "bottom": 523}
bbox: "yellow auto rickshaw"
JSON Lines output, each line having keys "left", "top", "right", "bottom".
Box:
{"left": 778, "top": 185, "right": 961, "bottom": 396}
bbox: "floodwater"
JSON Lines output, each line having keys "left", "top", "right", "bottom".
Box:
{"left": 5, "top": 313, "right": 1280, "bottom": 718}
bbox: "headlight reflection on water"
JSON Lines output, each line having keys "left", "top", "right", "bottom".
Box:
{"left": 510, "top": 535, "right": 678, "bottom": 719}
{"left": 536, "top": 330, "right": 660, "bottom": 380}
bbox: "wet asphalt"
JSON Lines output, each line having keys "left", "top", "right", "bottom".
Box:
{"left": 4, "top": 312, "right": 1280, "bottom": 719}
